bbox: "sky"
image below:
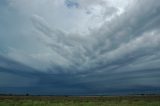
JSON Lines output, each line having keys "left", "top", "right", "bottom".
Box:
{"left": 0, "top": 0, "right": 160, "bottom": 95}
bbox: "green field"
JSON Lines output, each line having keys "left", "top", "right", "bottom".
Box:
{"left": 0, "top": 95, "right": 160, "bottom": 106}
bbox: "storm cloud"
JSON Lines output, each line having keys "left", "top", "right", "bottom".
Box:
{"left": 0, "top": 0, "right": 160, "bottom": 95}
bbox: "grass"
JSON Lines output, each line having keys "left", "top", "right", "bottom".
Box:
{"left": 0, "top": 95, "right": 160, "bottom": 106}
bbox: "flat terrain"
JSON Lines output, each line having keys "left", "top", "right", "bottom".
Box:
{"left": 0, "top": 95, "right": 160, "bottom": 106}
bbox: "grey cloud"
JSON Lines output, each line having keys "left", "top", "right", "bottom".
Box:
{"left": 28, "top": 0, "right": 160, "bottom": 94}
{"left": 0, "top": 55, "right": 39, "bottom": 87}
{"left": 0, "top": 55, "right": 87, "bottom": 94}
{"left": 1, "top": 0, "right": 160, "bottom": 95}
{"left": 31, "top": 0, "right": 160, "bottom": 73}
{"left": 89, "top": 0, "right": 160, "bottom": 67}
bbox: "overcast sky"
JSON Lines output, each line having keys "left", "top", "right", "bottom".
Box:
{"left": 0, "top": 0, "right": 160, "bottom": 95}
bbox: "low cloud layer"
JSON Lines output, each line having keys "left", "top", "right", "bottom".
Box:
{"left": 0, "top": 0, "right": 160, "bottom": 95}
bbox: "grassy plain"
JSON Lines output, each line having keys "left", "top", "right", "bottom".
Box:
{"left": 0, "top": 95, "right": 160, "bottom": 106}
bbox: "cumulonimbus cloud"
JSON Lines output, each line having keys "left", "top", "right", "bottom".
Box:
{"left": 0, "top": 0, "right": 160, "bottom": 94}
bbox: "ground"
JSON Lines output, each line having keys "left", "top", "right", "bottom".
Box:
{"left": 0, "top": 95, "right": 160, "bottom": 106}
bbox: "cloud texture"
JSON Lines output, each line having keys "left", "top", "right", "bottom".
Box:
{"left": 0, "top": 0, "right": 160, "bottom": 95}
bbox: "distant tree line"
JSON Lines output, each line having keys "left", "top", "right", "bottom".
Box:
{"left": 0, "top": 93, "right": 160, "bottom": 96}
{"left": 0, "top": 93, "right": 30, "bottom": 96}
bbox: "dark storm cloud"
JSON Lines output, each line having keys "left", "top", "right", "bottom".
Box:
{"left": 1, "top": 0, "right": 160, "bottom": 95}
{"left": 28, "top": 0, "right": 160, "bottom": 94}
{"left": 0, "top": 55, "right": 91, "bottom": 94}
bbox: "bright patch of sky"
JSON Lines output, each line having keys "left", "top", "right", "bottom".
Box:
{"left": 65, "top": 0, "right": 79, "bottom": 8}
